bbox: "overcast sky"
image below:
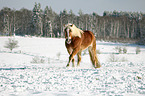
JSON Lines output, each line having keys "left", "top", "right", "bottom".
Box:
{"left": 0, "top": 0, "right": 145, "bottom": 15}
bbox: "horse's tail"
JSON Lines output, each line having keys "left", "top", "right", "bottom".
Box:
{"left": 88, "top": 39, "right": 101, "bottom": 68}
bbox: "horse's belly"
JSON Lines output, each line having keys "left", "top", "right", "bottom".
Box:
{"left": 81, "top": 42, "right": 92, "bottom": 50}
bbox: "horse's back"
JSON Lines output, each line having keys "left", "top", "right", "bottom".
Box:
{"left": 83, "top": 31, "right": 95, "bottom": 39}
{"left": 81, "top": 31, "right": 95, "bottom": 49}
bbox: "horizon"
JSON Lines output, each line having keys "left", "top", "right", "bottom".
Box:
{"left": 0, "top": 0, "right": 145, "bottom": 16}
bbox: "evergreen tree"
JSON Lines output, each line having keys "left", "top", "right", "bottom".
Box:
{"left": 43, "top": 6, "right": 55, "bottom": 37}
{"left": 59, "top": 9, "right": 68, "bottom": 37}
{"left": 32, "top": 2, "right": 43, "bottom": 36}
{"left": 37, "top": 3, "right": 43, "bottom": 36}
{"left": 43, "top": 6, "right": 49, "bottom": 37}
{"left": 32, "top": 2, "right": 38, "bottom": 35}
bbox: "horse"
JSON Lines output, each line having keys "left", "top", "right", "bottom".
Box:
{"left": 64, "top": 23, "right": 101, "bottom": 68}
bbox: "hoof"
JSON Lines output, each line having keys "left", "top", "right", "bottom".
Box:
{"left": 95, "top": 65, "right": 101, "bottom": 68}
{"left": 95, "top": 66, "right": 101, "bottom": 69}
{"left": 94, "top": 64, "right": 101, "bottom": 69}
{"left": 66, "top": 64, "right": 69, "bottom": 67}
{"left": 94, "top": 62, "right": 101, "bottom": 68}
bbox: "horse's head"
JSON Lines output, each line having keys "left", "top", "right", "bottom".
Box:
{"left": 64, "top": 23, "right": 73, "bottom": 44}
{"left": 64, "top": 23, "right": 84, "bottom": 44}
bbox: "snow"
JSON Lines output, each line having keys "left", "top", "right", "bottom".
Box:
{"left": 0, "top": 36, "right": 145, "bottom": 96}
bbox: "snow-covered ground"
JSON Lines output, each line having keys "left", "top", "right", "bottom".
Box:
{"left": 0, "top": 36, "right": 145, "bottom": 96}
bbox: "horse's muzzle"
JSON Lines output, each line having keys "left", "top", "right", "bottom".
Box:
{"left": 66, "top": 39, "right": 71, "bottom": 44}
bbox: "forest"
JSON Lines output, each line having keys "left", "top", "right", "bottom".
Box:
{"left": 0, "top": 3, "right": 145, "bottom": 44}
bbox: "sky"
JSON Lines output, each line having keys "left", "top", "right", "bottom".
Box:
{"left": 0, "top": 0, "right": 145, "bottom": 16}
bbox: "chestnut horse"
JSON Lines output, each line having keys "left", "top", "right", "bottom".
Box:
{"left": 64, "top": 23, "right": 101, "bottom": 68}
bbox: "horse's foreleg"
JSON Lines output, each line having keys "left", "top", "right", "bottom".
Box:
{"left": 66, "top": 47, "right": 80, "bottom": 67}
{"left": 66, "top": 54, "right": 75, "bottom": 67}
{"left": 66, "top": 48, "right": 74, "bottom": 67}
{"left": 66, "top": 58, "right": 75, "bottom": 67}
{"left": 72, "top": 58, "right": 75, "bottom": 67}
{"left": 66, "top": 55, "right": 73, "bottom": 67}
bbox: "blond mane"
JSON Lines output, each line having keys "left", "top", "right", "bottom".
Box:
{"left": 64, "top": 23, "right": 84, "bottom": 38}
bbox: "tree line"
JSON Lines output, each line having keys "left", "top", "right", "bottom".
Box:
{"left": 0, "top": 3, "right": 145, "bottom": 44}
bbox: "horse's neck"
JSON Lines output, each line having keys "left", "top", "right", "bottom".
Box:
{"left": 72, "top": 33, "right": 84, "bottom": 41}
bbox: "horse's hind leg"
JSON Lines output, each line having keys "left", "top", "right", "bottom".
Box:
{"left": 77, "top": 50, "right": 82, "bottom": 66}
{"left": 88, "top": 44, "right": 101, "bottom": 68}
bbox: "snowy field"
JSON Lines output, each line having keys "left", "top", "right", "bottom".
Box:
{"left": 0, "top": 36, "right": 145, "bottom": 96}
